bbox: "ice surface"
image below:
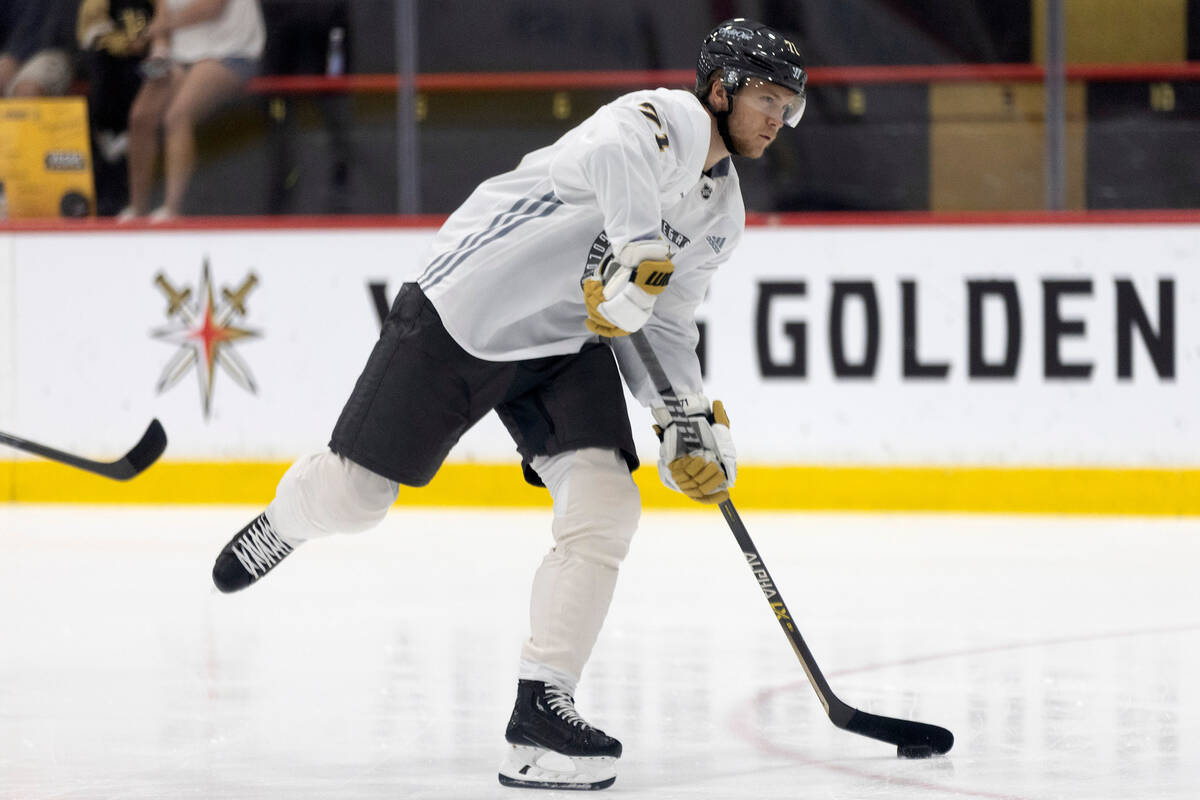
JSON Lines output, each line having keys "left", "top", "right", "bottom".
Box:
{"left": 1, "top": 505, "right": 1197, "bottom": 799}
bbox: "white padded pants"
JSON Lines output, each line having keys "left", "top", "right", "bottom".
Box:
{"left": 519, "top": 447, "right": 641, "bottom": 693}
{"left": 266, "top": 450, "right": 400, "bottom": 544}
{"left": 264, "top": 446, "right": 639, "bottom": 695}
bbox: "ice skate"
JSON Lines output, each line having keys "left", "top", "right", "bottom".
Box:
{"left": 212, "top": 513, "right": 296, "bottom": 593}
{"left": 498, "top": 679, "right": 622, "bottom": 791}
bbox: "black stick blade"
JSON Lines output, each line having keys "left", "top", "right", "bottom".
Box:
{"left": 843, "top": 709, "right": 954, "bottom": 754}
{"left": 107, "top": 419, "right": 168, "bottom": 480}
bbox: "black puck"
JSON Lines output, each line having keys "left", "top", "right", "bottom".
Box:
{"left": 897, "top": 744, "right": 935, "bottom": 759}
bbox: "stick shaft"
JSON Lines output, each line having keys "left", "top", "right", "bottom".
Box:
{"left": 626, "top": 330, "right": 953, "bottom": 753}
{"left": 717, "top": 497, "right": 847, "bottom": 720}
{"left": 627, "top": 331, "right": 844, "bottom": 716}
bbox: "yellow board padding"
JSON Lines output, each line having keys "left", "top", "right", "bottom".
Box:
{"left": 0, "top": 97, "right": 95, "bottom": 217}
{"left": 1032, "top": 0, "right": 1186, "bottom": 64}
{"left": 2, "top": 460, "right": 1199, "bottom": 515}
{"left": 929, "top": 81, "right": 1086, "bottom": 212}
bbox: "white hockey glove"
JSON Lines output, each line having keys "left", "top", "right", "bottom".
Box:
{"left": 584, "top": 240, "right": 674, "bottom": 337}
{"left": 652, "top": 395, "right": 736, "bottom": 505}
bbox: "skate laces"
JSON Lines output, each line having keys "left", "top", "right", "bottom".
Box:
{"left": 544, "top": 687, "right": 589, "bottom": 729}
{"left": 231, "top": 517, "right": 293, "bottom": 577}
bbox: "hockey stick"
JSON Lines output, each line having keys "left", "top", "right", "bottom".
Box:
{"left": 0, "top": 419, "right": 167, "bottom": 481}
{"left": 627, "top": 331, "right": 953, "bottom": 757}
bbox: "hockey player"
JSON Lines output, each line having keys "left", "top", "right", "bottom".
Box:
{"left": 211, "top": 18, "right": 807, "bottom": 791}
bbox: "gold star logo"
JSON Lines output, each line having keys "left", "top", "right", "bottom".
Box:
{"left": 151, "top": 258, "right": 261, "bottom": 419}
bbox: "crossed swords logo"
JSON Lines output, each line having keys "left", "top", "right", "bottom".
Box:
{"left": 151, "top": 258, "right": 261, "bottom": 419}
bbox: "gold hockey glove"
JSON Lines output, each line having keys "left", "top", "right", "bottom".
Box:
{"left": 583, "top": 240, "right": 673, "bottom": 337}
{"left": 653, "top": 397, "right": 736, "bottom": 505}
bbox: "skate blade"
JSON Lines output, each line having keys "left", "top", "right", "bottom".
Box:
{"left": 498, "top": 773, "right": 616, "bottom": 791}
{"left": 498, "top": 745, "right": 616, "bottom": 791}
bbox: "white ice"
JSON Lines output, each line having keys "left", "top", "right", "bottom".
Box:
{"left": 1, "top": 505, "right": 1197, "bottom": 799}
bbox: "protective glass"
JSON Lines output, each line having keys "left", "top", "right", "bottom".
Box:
{"left": 738, "top": 78, "right": 807, "bottom": 126}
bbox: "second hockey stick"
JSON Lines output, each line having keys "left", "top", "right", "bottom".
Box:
{"left": 628, "top": 330, "right": 953, "bottom": 757}
{"left": 0, "top": 419, "right": 167, "bottom": 481}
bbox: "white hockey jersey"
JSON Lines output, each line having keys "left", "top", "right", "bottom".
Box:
{"left": 419, "top": 87, "right": 744, "bottom": 406}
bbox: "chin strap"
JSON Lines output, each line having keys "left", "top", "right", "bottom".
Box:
{"left": 702, "top": 92, "right": 745, "bottom": 157}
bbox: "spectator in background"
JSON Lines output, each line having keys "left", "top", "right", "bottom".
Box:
{"left": 120, "top": 0, "right": 265, "bottom": 220}
{"left": 259, "top": 0, "right": 351, "bottom": 214}
{"left": 0, "top": 0, "right": 79, "bottom": 97}
{"left": 77, "top": 0, "right": 155, "bottom": 215}
{"left": 0, "top": 5, "right": 18, "bottom": 91}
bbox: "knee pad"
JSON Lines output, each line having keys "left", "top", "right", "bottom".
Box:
{"left": 268, "top": 450, "right": 399, "bottom": 541}
{"left": 534, "top": 448, "right": 640, "bottom": 569}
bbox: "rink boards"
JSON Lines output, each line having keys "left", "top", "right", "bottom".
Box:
{"left": 0, "top": 217, "right": 1197, "bottom": 513}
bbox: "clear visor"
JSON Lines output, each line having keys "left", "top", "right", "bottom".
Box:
{"left": 738, "top": 78, "right": 807, "bottom": 127}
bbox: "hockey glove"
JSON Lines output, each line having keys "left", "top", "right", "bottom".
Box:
{"left": 584, "top": 240, "right": 674, "bottom": 337}
{"left": 652, "top": 395, "right": 736, "bottom": 505}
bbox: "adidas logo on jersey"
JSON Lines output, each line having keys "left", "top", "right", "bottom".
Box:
{"left": 706, "top": 235, "right": 726, "bottom": 254}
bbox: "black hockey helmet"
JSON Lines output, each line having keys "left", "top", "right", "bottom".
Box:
{"left": 696, "top": 18, "right": 808, "bottom": 125}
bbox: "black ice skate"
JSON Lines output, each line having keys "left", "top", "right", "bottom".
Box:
{"left": 498, "top": 679, "right": 622, "bottom": 791}
{"left": 212, "top": 513, "right": 295, "bottom": 593}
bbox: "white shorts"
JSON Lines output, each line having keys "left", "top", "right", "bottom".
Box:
{"left": 6, "top": 49, "right": 73, "bottom": 96}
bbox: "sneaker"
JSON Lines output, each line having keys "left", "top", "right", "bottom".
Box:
{"left": 498, "top": 679, "right": 621, "bottom": 790}
{"left": 96, "top": 130, "right": 129, "bottom": 162}
{"left": 212, "top": 513, "right": 296, "bottom": 593}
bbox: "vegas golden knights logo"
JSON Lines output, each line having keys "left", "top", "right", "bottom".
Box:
{"left": 151, "top": 257, "right": 261, "bottom": 419}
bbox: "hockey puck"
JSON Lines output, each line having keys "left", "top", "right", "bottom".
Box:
{"left": 897, "top": 744, "right": 935, "bottom": 759}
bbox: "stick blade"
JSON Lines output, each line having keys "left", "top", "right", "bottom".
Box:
{"left": 843, "top": 709, "right": 954, "bottom": 755}
{"left": 108, "top": 419, "right": 168, "bottom": 480}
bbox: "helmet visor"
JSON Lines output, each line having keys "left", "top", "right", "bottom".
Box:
{"left": 737, "top": 77, "right": 807, "bottom": 126}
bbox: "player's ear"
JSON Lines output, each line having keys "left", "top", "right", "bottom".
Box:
{"left": 708, "top": 80, "right": 730, "bottom": 113}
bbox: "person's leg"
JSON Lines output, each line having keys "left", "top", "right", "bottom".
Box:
{"left": 94, "top": 57, "right": 144, "bottom": 215}
{"left": 126, "top": 69, "right": 181, "bottom": 215}
{"left": 494, "top": 344, "right": 640, "bottom": 789}
{"left": 212, "top": 283, "right": 514, "bottom": 592}
{"left": 159, "top": 59, "right": 245, "bottom": 216}
{"left": 498, "top": 447, "right": 638, "bottom": 790}
{"left": 521, "top": 447, "right": 640, "bottom": 689}
{"left": 0, "top": 55, "right": 19, "bottom": 94}
{"left": 211, "top": 450, "right": 398, "bottom": 592}
{"left": 7, "top": 76, "right": 40, "bottom": 96}
{"left": 6, "top": 50, "right": 72, "bottom": 97}
{"left": 496, "top": 342, "right": 641, "bottom": 688}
